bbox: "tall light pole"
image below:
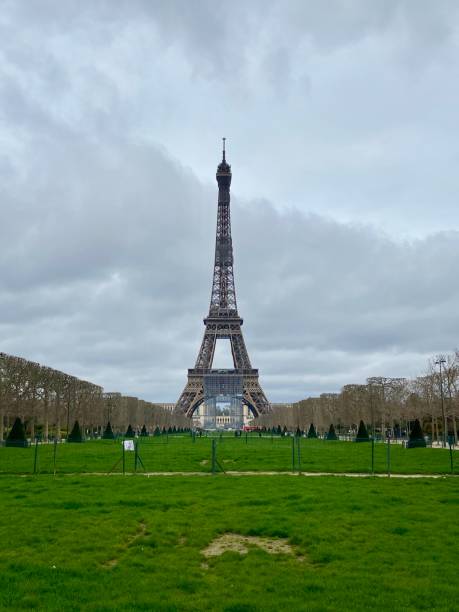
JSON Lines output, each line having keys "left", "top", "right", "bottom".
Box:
{"left": 435, "top": 356, "right": 447, "bottom": 447}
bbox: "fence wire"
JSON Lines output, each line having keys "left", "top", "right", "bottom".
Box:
{"left": 0, "top": 433, "right": 456, "bottom": 475}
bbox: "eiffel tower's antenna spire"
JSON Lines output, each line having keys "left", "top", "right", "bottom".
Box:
{"left": 217, "top": 137, "right": 231, "bottom": 183}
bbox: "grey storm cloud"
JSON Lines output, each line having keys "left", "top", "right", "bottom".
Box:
{"left": 1, "top": 1, "right": 458, "bottom": 402}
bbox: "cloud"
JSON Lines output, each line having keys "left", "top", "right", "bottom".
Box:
{"left": 1, "top": 1, "right": 458, "bottom": 402}
{"left": 1, "top": 114, "right": 458, "bottom": 401}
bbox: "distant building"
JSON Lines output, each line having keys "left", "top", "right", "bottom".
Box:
{"left": 192, "top": 404, "right": 253, "bottom": 429}
{"left": 157, "top": 403, "right": 175, "bottom": 413}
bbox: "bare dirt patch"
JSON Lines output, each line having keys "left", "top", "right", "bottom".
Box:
{"left": 202, "top": 533, "right": 294, "bottom": 558}
{"left": 103, "top": 521, "right": 147, "bottom": 568}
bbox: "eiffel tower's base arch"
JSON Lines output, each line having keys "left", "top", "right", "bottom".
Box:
{"left": 181, "top": 396, "right": 262, "bottom": 420}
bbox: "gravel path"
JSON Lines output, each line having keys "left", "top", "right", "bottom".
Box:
{"left": 11, "top": 471, "right": 457, "bottom": 478}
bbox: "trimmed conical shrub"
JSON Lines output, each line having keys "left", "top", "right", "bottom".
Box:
{"left": 307, "top": 423, "right": 317, "bottom": 439}
{"left": 296, "top": 427, "right": 303, "bottom": 437}
{"left": 140, "top": 424, "right": 148, "bottom": 437}
{"left": 407, "top": 419, "right": 426, "bottom": 448}
{"left": 154, "top": 426, "right": 161, "bottom": 437}
{"left": 125, "top": 424, "right": 135, "bottom": 438}
{"left": 355, "top": 420, "right": 369, "bottom": 442}
{"left": 6, "top": 417, "right": 28, "bottom": 447}
{"left": 102, "top": 421, "right": 114, "bottom": 440}
{"left": 68, "top": 420, "right": 83, "bottom": 443}
{"left": 276, "top": 425, "right": 282, "bottom": 435}
{"left": 326, "top": 423, "right": 338, "bottom": 441}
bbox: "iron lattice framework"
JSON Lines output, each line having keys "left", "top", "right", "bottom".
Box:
{"left": 174, "top": 143, "right": 271, "bottom": 418}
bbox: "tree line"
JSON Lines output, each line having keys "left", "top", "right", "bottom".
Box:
{"left": 256, "top": 352, "right": 459, "bottom": 443}
{"left": 0, "top": 352, "right": 189, "bottom": 441}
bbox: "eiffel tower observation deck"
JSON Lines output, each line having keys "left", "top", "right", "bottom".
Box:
{"left": 174, "top": 141, "right": 271, "bottom": 420}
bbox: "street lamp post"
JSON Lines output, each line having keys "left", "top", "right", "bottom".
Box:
{"left": 435, "top": 356, "right": 447, "bottom": 448}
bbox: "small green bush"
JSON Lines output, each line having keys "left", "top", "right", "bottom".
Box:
{"left": 68, "top": 421, "right": 83, "bottom": 443}
{"left": 125, "top": 424, "right": 135, "bottom": 438}
{"left": 102, "top": 421, "right": 115, "bottom": 440}
{"left": 355, "top": 420, "right": 369, "bottom": 442}
{"left": 6, "top": 417, "right": 28, "bottom": 448}
{"left": 140, "top": 425, "right": 148, "bottom": 437}
{"left": 407, "top": 419, "right": 426, "bottom": 448}
{"left": 326, "top": 424, "right": 338, "bottom": 441}
{"left": 307, "top": 423, "right": 317, "bottom": 439}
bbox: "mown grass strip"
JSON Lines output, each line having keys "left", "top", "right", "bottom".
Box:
{"left": 0, "top": 475, "right": 458, "bottom": 610}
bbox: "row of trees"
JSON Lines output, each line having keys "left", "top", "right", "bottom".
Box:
{"left": 3, "top": 349, "right": 458, "bottom": 443}
{"left": 0, "top": 352, "right": 188, "bottom": 441}
{"left": 256, "top": 352, "right": 459, "bottom": 443}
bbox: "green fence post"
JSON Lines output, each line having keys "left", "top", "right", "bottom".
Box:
{"left": 371, "top": 437, "right": 375, "bottom": 476}
{"left": 211, "top": 439, "right": 217, "bottom": 474}
{"left": 448, "top": 436, "right": 454, "bottom": 474}
{"left": 245, "top": 431, "right": 248, "bottom": 444}
{"left": 53, "top": 438, "right": 57, "bottom": 476}
{"left": 291, "top": 436, "right": 295, "bottom": 472}
{"left": 386, "top": 436, "right": 391, "bottom": 478}
{"left": 134, "top": 439, "right": 138, "bottom": 473}
{"left": 297, "top": 435, "right": 301, "bottom": 473}
{"left": 122, "top": 442, "right": 125, "bottom": 475}
{"left": 33, "top": 438, "right": 39, "bottom": 474}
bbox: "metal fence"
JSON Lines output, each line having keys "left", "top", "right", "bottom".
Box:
{"left": 0, "top": 433, "right": 456, "bottom": 476}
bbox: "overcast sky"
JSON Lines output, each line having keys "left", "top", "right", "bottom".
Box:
{"left": 1, "top": 1, "right": 459, "bottom": 402}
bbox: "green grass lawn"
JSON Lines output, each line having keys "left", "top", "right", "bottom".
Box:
{"left": 0, "top": 436, "right": 456, "bottom": 475}
{"left": 0, "top": 475, "right": 458, "bottom": 611}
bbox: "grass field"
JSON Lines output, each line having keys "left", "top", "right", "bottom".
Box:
{"left": 0, "top": 435, "right": 456, "bottom": 475}
{"left": 0, "top": 474, "right": 458, "bottom": 611}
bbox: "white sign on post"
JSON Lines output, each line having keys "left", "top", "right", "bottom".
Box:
{"left": 123, "top": 440, "right": 135, "bottom": 451}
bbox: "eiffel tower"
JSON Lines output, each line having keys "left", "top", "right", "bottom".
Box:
{"left": 174, "top": 141, "right": 270, "bottom": 419}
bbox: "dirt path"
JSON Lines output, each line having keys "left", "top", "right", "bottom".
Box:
{"left": 9, "top": 471, "right": 457, "bottom": 478}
